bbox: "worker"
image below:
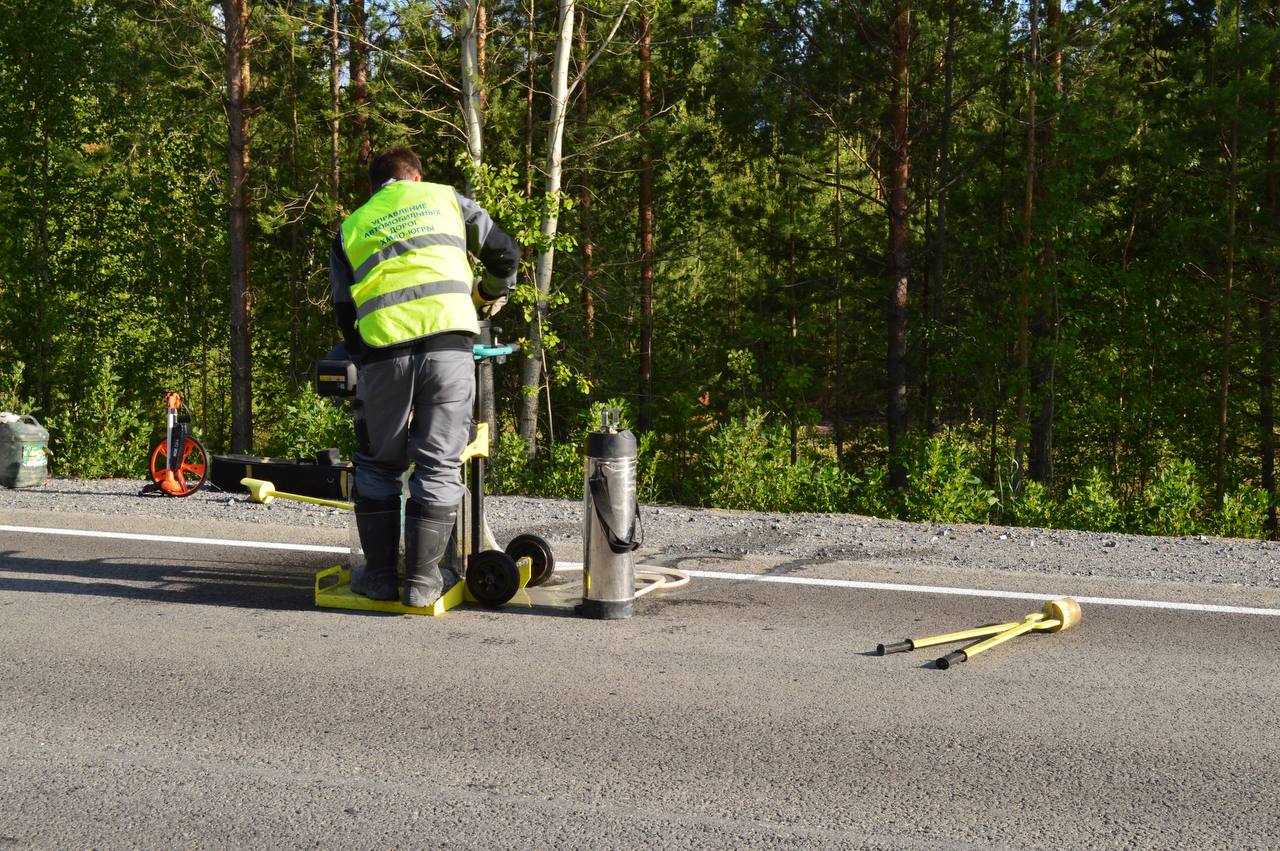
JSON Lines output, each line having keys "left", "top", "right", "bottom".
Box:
{"left": 330, "top": 146, "right": 520, "bottom": 608}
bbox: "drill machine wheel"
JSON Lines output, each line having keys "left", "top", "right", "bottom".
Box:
{"left": 465, "top": 550, "right": 521, "bottom": 607}
{"left": 505, "top": 533, "right": 555, "bottom": 587}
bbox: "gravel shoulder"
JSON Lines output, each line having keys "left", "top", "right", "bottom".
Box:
{"left": 3, "top": 478, "right": 1279, "bottom": 591}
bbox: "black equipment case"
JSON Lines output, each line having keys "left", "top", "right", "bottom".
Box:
{"left": 210, "top": 449, "right": 353, "bottom": 500}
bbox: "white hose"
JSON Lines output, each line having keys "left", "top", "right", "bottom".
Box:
{"left": 633, "top": 564, "right": 691, "bottom": 597}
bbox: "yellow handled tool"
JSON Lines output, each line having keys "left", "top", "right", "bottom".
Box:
{"left": 876, "top": 597, "right": 1081, "bottom": 670}
{"left": 241, "top": 477, "right": 353, "bottom": 510}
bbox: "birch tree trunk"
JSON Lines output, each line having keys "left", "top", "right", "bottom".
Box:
{"left": 461, "top": 0, "right": 484, "bottom": 172}
{"left": 459, "top": 0, "right": 496, "bottom": 436}
{"left": 225, "top": 0, "right": 253, "bottom": 451}
{"left": 576, "top": 14, "right": 595, "bottom": 340}
{"left": 517, "top": 0, "right": 575, "bottom": 456}
{"left": 523, "top": 0, "right": 536, "bottom": 197}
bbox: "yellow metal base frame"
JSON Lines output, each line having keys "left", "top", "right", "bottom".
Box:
{"left": 314, "top": 558, "right": 532, "bottom": 617}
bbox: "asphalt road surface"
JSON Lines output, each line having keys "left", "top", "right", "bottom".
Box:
{"left": 2, "top": 507, "right": 1278, "bottom": 849}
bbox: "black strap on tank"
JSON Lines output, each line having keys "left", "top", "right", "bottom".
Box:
{"left": 588, "top": 471, "right": 642, "bottom": 554}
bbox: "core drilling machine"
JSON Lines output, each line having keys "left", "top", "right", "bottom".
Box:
{"left": 312, "top": 321, "right": 555, "bottom": 613}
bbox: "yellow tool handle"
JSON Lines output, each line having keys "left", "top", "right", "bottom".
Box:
{"left": 274, "top": 491, "right": 352, "bottom": 509}
{"left": 242, "top": 477, "right": 353, "bottom": 510}
{"left": 315, "top": 565, "right": 347, "bottom": 594}
{"left": 877, "top": 621, "right": 1022, "bottom": 655}
{"left": 936, "top": 615, "right": 1061, "bottom": 669}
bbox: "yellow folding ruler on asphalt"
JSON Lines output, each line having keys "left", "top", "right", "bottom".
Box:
{"left": 876, "top": 597, "right": 1082, "bottom": 669}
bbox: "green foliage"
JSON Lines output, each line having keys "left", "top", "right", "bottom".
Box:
{"left": 1216, "top": 487, "right": 1269, "bottom": 540}
{"left": 489, "top": 430, "right": 581, "bottom": 499}
{"left": 488, "top": 429, "right": 531, "bottom": 496}
{"left": 850, "top": 466, "right": 893, "bottom": 519}
{"left": 1142, "top": 459, "right": 1205, "bottom": 537}
{"left": 899, "top": 431, "right": 997, "bottom": 524}
{"left": 45, "top": 354, "right": 148, "bottom": 478}
{"left": 1010, "top": 479, "right": 1055, "bottom": 529}
{"left": 1061, "top": 468, "right": 1124, "bottom": 533}
{"left": 0, "top": 361, "right": 33, "bottom": 415}
{"left": 263, "top": 385, "right": 356, "bottom": 461}
{"left": 3, "top": 0, "right": 1280, "bottom": 545}
{"left": 701, "top": 410, "right": 856, "bottom": 513}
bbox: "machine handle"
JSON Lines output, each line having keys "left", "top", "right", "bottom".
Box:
{"left": 588, "top": 472, "right": 642, "bottom": 554}
{"left": 473, "top": 343, "right": 521, "bottom": 360}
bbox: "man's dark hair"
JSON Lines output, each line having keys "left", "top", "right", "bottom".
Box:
{"left": 369, "top": 147, "right": 422, "bottom": 188}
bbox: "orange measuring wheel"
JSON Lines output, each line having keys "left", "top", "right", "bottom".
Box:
{"left": 148, "top": 435, "right": 208, "bottom": 497}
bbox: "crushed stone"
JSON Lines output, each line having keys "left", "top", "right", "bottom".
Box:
{"left": 2, "top": 478, "right": 1278, "bottom": 589}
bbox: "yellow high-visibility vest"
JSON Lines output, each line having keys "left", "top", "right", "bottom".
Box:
{"left": 340, "top": 181, "right": 477, "bottom": 347}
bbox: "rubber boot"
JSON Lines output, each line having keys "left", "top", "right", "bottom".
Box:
{"left": 351, "top": 497, "right": 401, "bottom": 601}
{"left": 402, "top": 501, "right": 458, "bottom": 608}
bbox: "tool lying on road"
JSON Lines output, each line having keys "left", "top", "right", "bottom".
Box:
{"left": 241, "top": 477, "right": 352, "bottom": 510}
{"left": 141, "top": 392, "right": 207, "bottom": 497}
{"left": 876, "top": 597, "right": 1082, "bottom": 670}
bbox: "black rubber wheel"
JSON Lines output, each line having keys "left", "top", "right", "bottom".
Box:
{"left": 505, "top": 533, "right": 556, "bottom": 587}
{"left": 466, "top": 550, "right": 521, "bottom": 607}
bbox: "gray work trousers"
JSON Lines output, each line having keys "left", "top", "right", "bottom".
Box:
{"left": 352, "top": 348, "right": 475, "bottom": 508}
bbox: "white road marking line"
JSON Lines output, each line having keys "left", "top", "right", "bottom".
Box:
{"left": 671, "top": 570, "right": 1280, "bottom": 617}
{"left": 5, "top": 525, "right": 1280, "bottom": 617}
{"left": 0, "top": 525, "right": 349, "bottom": 554}
{"left": 555, "top": 562, "right": 1280, "bottom": 616}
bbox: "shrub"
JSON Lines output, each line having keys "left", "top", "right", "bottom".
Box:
{"left": 701, "top": 410, "right": 780, "bottom": 510}
{"left": 263, "top": 384, "right": 356, "bottom": 460}
{"left": 0, "top": 360, "right": 34, "bottom": 415}
{"left": 1143, "top": 458, "right": 1204, "bottom": 536}
{"left": 900, "top": 431, "right": 997, "bottom": 524}
{"left": 526, "top": 440, "right": 584, "bottom": 499}
{"left": 1010, "top": 478, "right": 1055, "bottom": 529}
{"left": 1061, "top": 467, "right": 1123, "bottom": 532}
{"left": 850, "top": 465, "right": 893, "bottom": 518}
{"left": 45, "top": 354, "right": 149, "bottom": 478}
{"left": 1217, "top": 486, "right": 1269, "bottom": 540}
{"left": 698, "top": 410, "right": 855, "bottom": 513}
{"left": 488, "top": 429, "right": 532, "bottom": 495}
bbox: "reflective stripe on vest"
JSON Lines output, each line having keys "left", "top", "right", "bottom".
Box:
{"left": 339, "top": 181, "right": 478, "bottom": 347}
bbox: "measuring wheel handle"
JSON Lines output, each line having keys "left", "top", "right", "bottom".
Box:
{"left": 505, "top": 533, "right": 556, "bottom": 587}
{"left": 876, "top": 640, "right": 915, "bottom": 656}
{"left": 935, "top": 650, "right": 967, "bottom": 670}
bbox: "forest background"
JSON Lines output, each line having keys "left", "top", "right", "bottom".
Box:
{"left": 2, "top": 0, "right": 1279, "bottom": 538}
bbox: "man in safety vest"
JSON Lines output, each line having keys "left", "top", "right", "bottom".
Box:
{"left": 330, "top": 146, "right": 520, "bottom": 608}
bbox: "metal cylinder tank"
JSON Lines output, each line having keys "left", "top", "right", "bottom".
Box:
{"left": 579, "top": 409, "right": 640, "bottom": 619}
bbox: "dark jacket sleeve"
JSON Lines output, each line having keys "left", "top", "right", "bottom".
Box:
{"left": 456, "top": 192, "right": 521, "bottom": 300}
{"left": 329, "top": 236, "right": 364, "bottom": 360}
